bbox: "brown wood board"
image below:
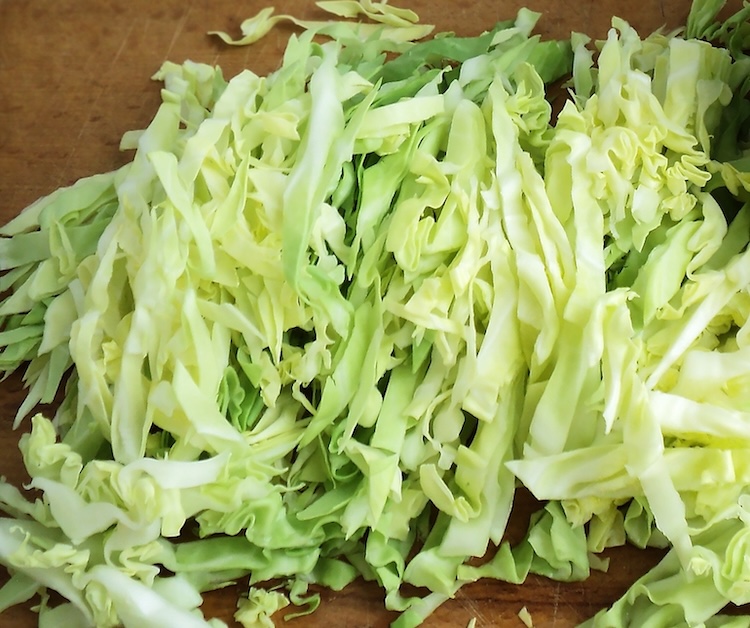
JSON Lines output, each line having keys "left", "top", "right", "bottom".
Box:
{"left": 0, "top": 0, "right": 730, "bottom": 626}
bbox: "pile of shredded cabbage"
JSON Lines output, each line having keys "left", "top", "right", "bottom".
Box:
{"left": 2, "top": 0, "right": 750, "bottom": 626}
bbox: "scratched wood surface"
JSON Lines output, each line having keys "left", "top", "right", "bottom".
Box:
{"left": 0, "top": 0, "right": 718, "bottom": 625}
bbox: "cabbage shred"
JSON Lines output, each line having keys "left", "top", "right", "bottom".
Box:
{"left": 2, "top": 1, "right": 750, "bottom": 626}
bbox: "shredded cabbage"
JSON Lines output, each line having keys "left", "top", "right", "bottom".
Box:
{"left": 3, "top": 0, "right": 750, "bottom": 626}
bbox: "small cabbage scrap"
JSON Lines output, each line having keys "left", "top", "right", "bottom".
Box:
{"left": 3, "top": 1, "right": 750, "bottom": 627}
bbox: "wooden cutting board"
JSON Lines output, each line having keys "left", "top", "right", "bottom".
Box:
{"left": 0, "top": 0, "right": 717, "bottom": 625}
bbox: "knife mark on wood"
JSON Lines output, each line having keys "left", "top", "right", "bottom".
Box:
{"left": 551, "top": 581, "right": 561, "bottom": 627}
{"left": 58, "top": 17, "right": 136, "bottom": 189}
{"left": 163, "top": 2, "right": 192, "bottom": 61}
{"left": 111, "top": 19, "right": 135, "bottom": 67}
{"left": 458, "top": 589, "right": 490, "bottom": 626}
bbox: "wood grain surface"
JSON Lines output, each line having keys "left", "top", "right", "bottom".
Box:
{"left": 0, "top": 0, "right": 719, "bottom": 626}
